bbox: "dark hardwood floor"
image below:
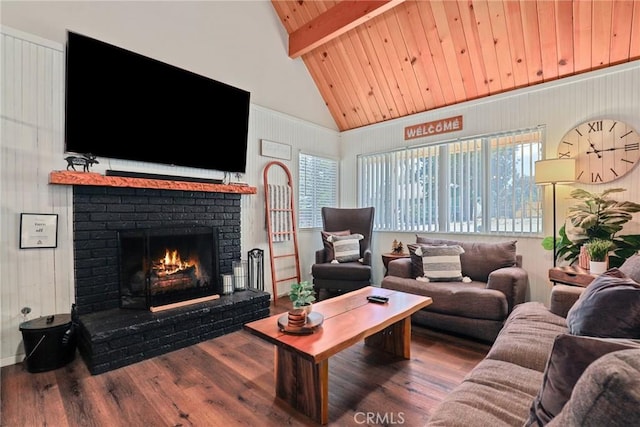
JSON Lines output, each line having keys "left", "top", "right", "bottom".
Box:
{"left": 1, "top": 296, "right": 490, "bottom": 426}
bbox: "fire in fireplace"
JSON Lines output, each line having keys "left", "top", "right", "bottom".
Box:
{"left": 117, "top": 226, "right": 220, "bottom": 310}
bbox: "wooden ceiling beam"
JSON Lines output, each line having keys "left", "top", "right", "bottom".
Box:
{"left": 288, "top": 0, "right": 405, "bottom": 58}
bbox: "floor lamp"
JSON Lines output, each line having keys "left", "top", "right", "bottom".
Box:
{"left": 535, "top": 159, "right": 576, "bottom": 267}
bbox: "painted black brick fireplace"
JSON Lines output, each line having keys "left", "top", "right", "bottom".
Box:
{"left": 73, "top": 186, "right": 241, "bottom": 314}
{"left": 71, "top": 184, "right": 270, "bottom": 374}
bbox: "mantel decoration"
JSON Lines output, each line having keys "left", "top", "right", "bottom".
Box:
{"left": 542, "top": 188, "right": 640, "bottom": 268}
{"left": 64, "top": 153, "right": 99, "bottom": 172}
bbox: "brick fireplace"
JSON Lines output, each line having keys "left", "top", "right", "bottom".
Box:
{"left": 50, "top": 172, "right": 270, "bottom": 374}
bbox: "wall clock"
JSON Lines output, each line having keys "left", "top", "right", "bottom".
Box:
{"left": 557, "top": 118, "right": 640, "bottom": 184}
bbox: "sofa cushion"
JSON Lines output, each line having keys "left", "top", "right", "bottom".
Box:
{"left": 566, "top": 268, "right": 640, "bottom": 338}
{"left": 384, "top": 275, "right": 508, "bottom": 320}
{"left": 527, "top": 334, "right": 640, "bottom": 426}
{"left": 426, "top": 359, "right": 542, "bottom": 427}
{"left": 415, "top": 236, "right": 517, "bottom": 282}
{"left": 547, "top": 349, "right": 640, "bottom": 427}
{"left": 486, "top": 302, "right": 567, "bottom": 372}
{"left": 619, "top": 253, "right": 640, "bottom": 283}
{"left": 321, "top": 229, "right": 350, "bottom": 262}
{"left": 415, "top": 244, "right": 465, "bottom": 281}
{"left": 328, "top": 233, "right": 363, "bottom": 263}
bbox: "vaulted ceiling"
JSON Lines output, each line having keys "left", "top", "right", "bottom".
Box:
{"left": 271, "top": 0, "right": 640, "bottom": 132}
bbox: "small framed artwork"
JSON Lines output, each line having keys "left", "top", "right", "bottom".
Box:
{"left": 261, "top": 139, "right": 291, "bottom": 161}
{"left": 20, "top": 213, "right": 58, "bottom": 249}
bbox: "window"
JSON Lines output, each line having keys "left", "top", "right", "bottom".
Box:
{"left": 358, "top": 126, "right": 544, "bottom": 234}
{"left": 298, "top": 153, "right": 338, "bottom": 228}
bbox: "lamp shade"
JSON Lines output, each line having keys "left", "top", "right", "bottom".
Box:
{"left": 535, "top": 159, "right": 576, "bottom": 185}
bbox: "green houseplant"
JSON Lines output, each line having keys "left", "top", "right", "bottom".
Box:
{"left": 585, "top": 239, "right": 614, "bottom": 274}
{"left": 584, "top": 238, "right": 613, "bottom": 262}
{"left": 288, "top": 281, "right": 316, "bottom": 312}
{"left": 542, "top": 188, "right": 640, "bottom": 268}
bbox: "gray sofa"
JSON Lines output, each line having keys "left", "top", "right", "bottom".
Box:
{"left": 426, "top": 254, "right": 640, "bottom": 427}
{"left": 381, "top": 238, "right": 528, "bottom": 342}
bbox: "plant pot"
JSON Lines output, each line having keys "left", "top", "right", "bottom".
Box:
{"left": 287, "top": 308, "right": 307, "bottom": 327}
{"left": 589, "top": 261, "right": 608, "bottom": 275}
{"left": 301, "top": 303, "right": 313, "bottom": 315}
{"left": 579, "top": 246, "right": 590, "bottom": 269}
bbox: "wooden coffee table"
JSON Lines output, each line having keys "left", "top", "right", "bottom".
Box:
{"left": 244, "top": 286, "right": 432, "bottom": 424}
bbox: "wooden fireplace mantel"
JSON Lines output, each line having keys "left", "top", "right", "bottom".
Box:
{"left": 49, "top": 171, "right": 257, "bottom": 194}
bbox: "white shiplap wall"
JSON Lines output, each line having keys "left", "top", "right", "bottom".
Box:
{"left": 341, "top": 60, "right": 640, "bottom": 305}
{"left": 0, "top": 26, "right": 340, "bottom": 367}
{"left": 1, "top": 27, "right": 75, "bottom": 367}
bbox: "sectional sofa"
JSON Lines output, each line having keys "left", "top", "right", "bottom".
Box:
{"left": 425, "top": 254, "right": 640, "bottom": 426}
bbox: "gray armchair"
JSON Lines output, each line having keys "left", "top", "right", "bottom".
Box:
{"left": 311, "top": 207, "right": 375, "bottom": 299}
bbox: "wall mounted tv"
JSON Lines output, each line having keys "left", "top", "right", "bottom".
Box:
{"left": 65, "top": 30, "right": 250, "bottom": 174}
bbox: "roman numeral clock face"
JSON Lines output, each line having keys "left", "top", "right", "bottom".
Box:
{"left": 558, "top": 119, "right": 640, "bottom": 183}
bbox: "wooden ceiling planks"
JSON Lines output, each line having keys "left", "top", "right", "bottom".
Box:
{"left": 415, "top": 0, "right": 459, "bottom": 105}
{"left": 382, "top": 8, "right": 424, "bottom": 115}
{"left": 395, "top": 4, "right": 438, "bottom": 111}
{"left": 353, "top": 24, "right": 400, "bottom": 121}
{"left": 466, "top": 0, "right": 503, "bottom": 95}
{"left": 591, "top": 0, "right": 614, "bottom": 69}
{"left": 537, "top": 0, "right": 560, "bottom": 81}
{"left": 271, "top": 0, "right": 640, "bottom": 131}
{"left": 609, "top": 0, "right": 634, "bottom": 65}
{"left": 520, "top": 0, "right": 544, "bottom": 84}
{"left": 288, "top": 0, "right": 403, "bottom": 58}
{"left": 572, "top": 0, "right": 593, "bottom": 72}
{"left": 631, "top": 1, "right": 640, "bottom": 58}
{"left": 438, "top": 0, "right": 478, "bottom": 101}
{"left": 555, "top": 0, "right": 575, "bottom": 78}
{"left": 457, "top": 1, "right": 491, "bottom": 98}
{"left": 503, "top": 0, "right": 529, "bottom": 89}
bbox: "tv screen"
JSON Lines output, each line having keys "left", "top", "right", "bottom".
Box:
{"left": 65, "top": 31, "right": 250, "bottom": 174}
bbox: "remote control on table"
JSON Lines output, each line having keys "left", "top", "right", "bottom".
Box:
{"left": 367, "top": 296, "right": 389, "bottom": 304}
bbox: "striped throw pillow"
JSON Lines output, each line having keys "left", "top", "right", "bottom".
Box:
{"left": 415, "top": 245, "right": 465, "bottom": 281}
{"left": 328, "top": 233, "right": 364, "bottom": 263}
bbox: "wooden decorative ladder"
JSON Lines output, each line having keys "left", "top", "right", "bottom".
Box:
{"left": 263, "top": 161, "right": 301, "bottom": 303}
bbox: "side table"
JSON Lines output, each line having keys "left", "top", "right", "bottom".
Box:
{"left": 382, "top": 252, "right": 410, "bottom": 276}
{"left": 548, "top": 266, "right": 597, "bottom": 288}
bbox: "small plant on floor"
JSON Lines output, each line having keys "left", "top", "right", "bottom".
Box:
{"left": 289, "top": 281, "right": 316, "bottom": 310}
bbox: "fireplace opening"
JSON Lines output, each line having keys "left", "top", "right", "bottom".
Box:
{"left": 117, "top": 226, "right": 220, "bottom": 310}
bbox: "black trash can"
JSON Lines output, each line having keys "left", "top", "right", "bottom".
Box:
{"left": 19, "top": 313, "right": 77, "bottom": 373}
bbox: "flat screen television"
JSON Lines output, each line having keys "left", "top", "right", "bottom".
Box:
{"left": 65, "top": 30, "right": 250, "bottom": 174}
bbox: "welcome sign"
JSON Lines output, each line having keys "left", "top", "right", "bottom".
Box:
{"left": 404, "top": 115, "right": 463, "bottom": 140}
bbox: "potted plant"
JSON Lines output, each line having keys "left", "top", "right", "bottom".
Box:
{"left": 542, "top": 188, "right": 640, "bottom": 268}
{"left": 288, "top": 281, "right": 316, "bottom": 315}
{"left": 585, "top": 239, "right": 613, "bottom": 274}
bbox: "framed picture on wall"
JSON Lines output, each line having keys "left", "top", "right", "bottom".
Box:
{"left": 260, "top": 139, "right": 291, "bottom": 160}
{"left": 20, "top": 213, "right": 58, "bottom": 249}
